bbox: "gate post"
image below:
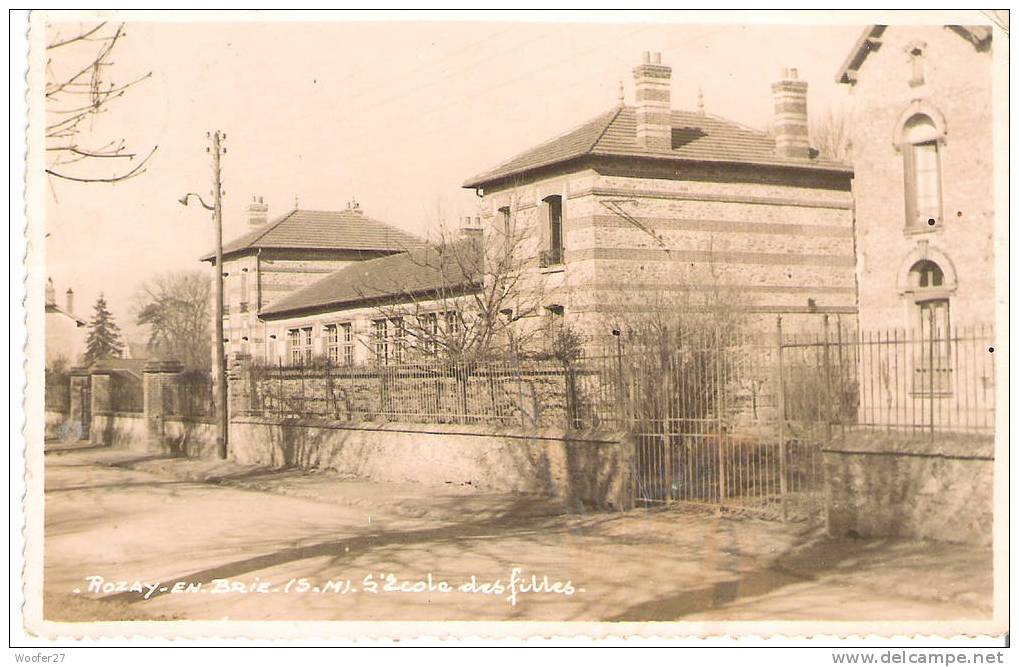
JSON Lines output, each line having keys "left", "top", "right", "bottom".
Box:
{"left": 143, "top": 360, "right": 183, "bottom": 453}
{"left": 67, "top": 367, "right": 91, "bottom": 442}
{"left": 88, "top": 368, "right": 114, "bottom": 444}
{"left": 775, "top": 316, "right": 788, "bottom": 520}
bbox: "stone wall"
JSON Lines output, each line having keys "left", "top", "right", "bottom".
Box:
{"left": 165, "top": 417, "right": 218, "bottom": 458}
{"left": 823, "top": 430, "right": 994, "bottom": 544}
{"left": 89, "top": 412, "right": 147, "bottom": 450}
{"left": 229, "top": 416, "right": 634, "bottom": 511}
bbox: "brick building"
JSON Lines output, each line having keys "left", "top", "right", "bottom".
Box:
{"left": 258, "top": 239, "right": 482, "bottom": 365}
{"left": 835, "top": 25, "right": 996, "bottom": 430}
{"left": 201, "top": 198, "right": 422, "bottom": 362}
{"left": 836, "top": 25, "right": 995, "bottom": 332}
{"left": 462, "top": 52, "right": 858, "bottom": 339}
{"left": 248, "top": 52, "right": 863, "bottom": 365}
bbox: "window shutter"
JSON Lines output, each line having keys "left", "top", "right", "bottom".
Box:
{"left": 902, "top": 146, "right": 917, "bottom": 228}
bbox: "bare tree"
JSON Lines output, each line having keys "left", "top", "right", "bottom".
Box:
{"left": 810, "top": 105, "right": 853, "bottom": 163}
{"left": 45, "top": 21, "right": 157, "bottom": 184}
{"left": 356, "top": 202, "right": 550, "bottom": 363}
{"left": 133, "top": 271, "right": 211, "bottom": 369}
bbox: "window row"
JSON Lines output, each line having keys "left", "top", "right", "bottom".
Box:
{"left": 284, "top": 311, "right": 462, "bottom": 366}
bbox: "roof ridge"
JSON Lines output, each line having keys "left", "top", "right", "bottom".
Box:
{"left": 465, "top": 107, "right": 620, "bottom": 184}
{"left": 699, "top": 111, "right": 770, "bottom": 138}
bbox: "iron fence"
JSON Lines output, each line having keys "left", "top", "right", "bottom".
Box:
{"left": 110, "top": 372, "right": 144, "bottom": 414}
{"left": 239, "top": 320, "right": 995, "bottom": 518}
{"left": 45, "top": 369, "right": 71, "bottom": 414}
{"left": 164, "top": 369, "right": 215, "bottom": 418}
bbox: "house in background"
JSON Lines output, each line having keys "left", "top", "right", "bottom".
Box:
{"left": 201, "top": 197, "right": 423, "bottom": 362}
{"left": 45, "top": 278, "right": 86, "bottom": 367}
{"left": 462, "top": 51, "right": 858, "bottom": 339}
{"left": 838, "top": 24, "right": 994, "bottom": 333}
{"left": 258, "top": 236, "right": 484, "bottom": 365}
{"left": 836, "top": 24, "right": 995, "bottom": 430}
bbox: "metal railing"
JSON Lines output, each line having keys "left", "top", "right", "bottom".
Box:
{"left": 239, "top": 320, "right": 995, "bottom": 517}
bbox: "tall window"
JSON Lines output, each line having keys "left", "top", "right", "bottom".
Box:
{"left": 418, "top": 312, "right": 439, "bottom": 355}
{"left": 239, "top": 270, "right": 249, "bottom": 312}
{"left": 340, "top": 322, "right": 354, "bottom": 365}
{"left": 392, "top": 317, "right": 406, "bottom": 363}
{"left": 545, "top": 304, "right": 565, "bottom": 350}
{"left": 541, "top": 195, "right": 564, "bottom": 267}
{"left": 908, "top": 260, "right": 951, "bottom": 394}
{"left": 498, "top": 206, "right": 512, "bottom": 239}
{"left": 372, "top": 319, "right": 388, "bottom": 364}
{"left": 902, "top": 115, "right": 943, "bottom": 230}
{"left": 287, "top": 326, "right": 312, "bottom": 366}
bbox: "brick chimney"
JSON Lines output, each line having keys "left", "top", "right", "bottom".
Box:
{"left": 46, "top": 278, "right": 55, "bottom": 306}
{"left": 65, "top": 288, "right": 74, "bottom": 315}
{"left": 632, "top": 51, "right": 673, "bottom": 151}
{"left": 247, "top": 196, "right": 268, "bottom": 228}
{"left": 772, "top": 67, "right": 810, "bottom": 159}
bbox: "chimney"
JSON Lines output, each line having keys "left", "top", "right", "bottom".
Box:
{"left": 45, "top": 278, "right": 55, "bottom": 306}
{"left": 247, "top": 196, "right": 268, "bottom": 228}
{"left": 65, "top": 288, "right": 74, "bottom": 315}
{"left": 632, "top": 51, "right": 672, "bottom": 150}
{"left": 772, "top": 67, "right": 810, "bottom": 159}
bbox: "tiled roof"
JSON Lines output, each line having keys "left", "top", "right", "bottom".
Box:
{"left": 260, "top": 240, "right": 482, "bottom": 318}
{"left": 202, "top": 209, "right": 424, "bottom": 261}
{"left": 463, "top": 105, "right": 850, "bottom": 188}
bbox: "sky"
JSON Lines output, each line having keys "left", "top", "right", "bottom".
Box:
{"left": 43, "top": 15, "right": 865, "bottom": 340}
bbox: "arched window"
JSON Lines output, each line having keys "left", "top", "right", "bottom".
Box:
{"left": 902, "top": 114, "right": 943, "bottom": 230}
{"left": 908, "top": 259, "right": 944, "bottom": 288}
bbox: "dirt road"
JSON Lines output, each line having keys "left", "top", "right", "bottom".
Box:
{"left": 43, "top": 446, "right": 992, "bottom": 623}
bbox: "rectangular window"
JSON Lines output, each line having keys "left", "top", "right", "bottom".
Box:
{"left": 392, "top": 317, "right": 405, "bottom": 363}
{"left": 341, "top": 322, "right": 354, "bottom": 365}
{"left": 913, "top": 142, "right": 941, "bottom": 225}
{"left": 324, "top": 324, "right": 339, "bottom": 364}
{"left": 287, "top": 326, "right": 313, "bottom": 366}
{"left": 914, "top": 299, "right": 952, "bottom": 395}
{"left": 498, "top": 206, "right": 511, "bottom": 239}
{"left": 373, "top": 319, "right": 388, "bottom": 364}
{"left": 541, "top": 195, "right": 564, "bottom": 267}
{"left": 240, "top": 271, "right": 249, "bottom": 312}
{"left": 420, "top": 312, "right": 439, "bottom": 354}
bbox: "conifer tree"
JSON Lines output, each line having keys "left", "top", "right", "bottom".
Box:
{"left": 83, "top": 294, "right": 125, "bottom": 364}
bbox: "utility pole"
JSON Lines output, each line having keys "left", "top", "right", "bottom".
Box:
{"left": 178, "top": 130, "right": 228, "bottom": 459}
{"left": 211, "top": 130, "right": 228, "bottom": 460}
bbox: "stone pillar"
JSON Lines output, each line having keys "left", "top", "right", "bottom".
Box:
{"left": 143, "top": 360, "right": 183, "bottom": 453}
{"left": 67, "top": 367, "right": 90, "bottom": 442}
{"left": 227, "top": 353, "right": 253, "bottom": 417}
{"left": 88, "top": 369, "right": 113, "bottom": 444}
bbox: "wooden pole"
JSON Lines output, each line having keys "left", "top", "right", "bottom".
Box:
{"left": 211, "top": 130, "right": 228, "bottom": 460}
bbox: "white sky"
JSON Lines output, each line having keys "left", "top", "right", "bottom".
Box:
{"left": 44, "top": 16, "right": 866, "bottom": 339}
